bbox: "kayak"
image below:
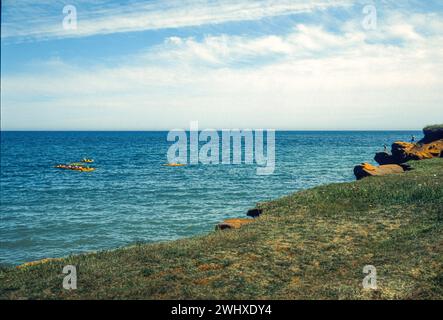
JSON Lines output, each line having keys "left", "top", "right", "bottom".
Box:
{"left": 163, "top": 163, "right": 186, "bottom": 167}
{"left": 55, "top": 164, "right": 95, "bottom": 172}
{"left": 81, "top": 159, "right": 94, "bottom": 163}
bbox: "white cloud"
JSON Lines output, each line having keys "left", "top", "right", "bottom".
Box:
{"left": 1, "top": 0, "right": 352, "bottom": 42}
{"left": 2, "top": 10, "right": 443, "bottom": 130}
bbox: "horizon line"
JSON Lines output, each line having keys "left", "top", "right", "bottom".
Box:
{"left": 0, "top": 129, "right": 424, "bottom": 132}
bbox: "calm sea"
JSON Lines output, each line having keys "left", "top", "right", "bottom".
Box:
{"left": 0, "top": 131, "right": 420, "bottom": 265}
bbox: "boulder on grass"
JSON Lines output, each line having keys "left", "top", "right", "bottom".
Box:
{"left": 354, "top": 163, "right": 405, "bottom": 180}
{"left": 216, "top": 218, "right": 254, "bottom": 230}
{"left": 374, "top": 152, "right": 397, "bottom": 165}
{"left": 246, "top": 208, "right": 263, "bottom": 218}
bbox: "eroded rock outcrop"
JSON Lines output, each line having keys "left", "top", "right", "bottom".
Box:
{"left": 374, "top": 151, "right": 398, "bottom": 165}
{"left": 421, "top": 125, "right": 443, "bottom": 143}
{"left": 393, "top": 140, "right": 443, "bottom": 161}
{"left": 354, "top": 163, "right": 406, "bottom": 180}
{"left": 373, "top": 125, "right": 443, "bottom": 166}
{"left": 355, "top": 125, "right": 442, "bottom": 179}
{"left": 375, "top": 140, "right": 443, "bottom": 165}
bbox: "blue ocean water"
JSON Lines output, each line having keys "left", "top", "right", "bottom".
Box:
{"left": 0, "top": 131, "right": 420, "bottom": 265}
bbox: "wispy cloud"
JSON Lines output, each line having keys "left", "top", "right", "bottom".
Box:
{"left": 2, "top": 9, "right": 443, "bottom": 130}
{"left": 1, "top": 0, "right": 352, "bottom": 42}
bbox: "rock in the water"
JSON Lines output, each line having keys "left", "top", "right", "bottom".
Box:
{"left": 216, "top": 218, "right": 254, "bottom": 230}
{"left": 246, "top": 208, "right": 263, "bottom": 218}
{"left": 354, "top": 163, "right": 405, "bottom": 180}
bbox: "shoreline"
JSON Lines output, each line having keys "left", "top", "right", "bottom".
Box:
{"left": 3, "top": 130, "right": 408, "bottom": 267}
{"left": 1, "top": 157, "right": 442, "bottom": 299}
{"left": 6, "top": 152, "right": 372, "bottom": 268}
{"left": 1, "top": 126, "right": 443, "bottom": 267}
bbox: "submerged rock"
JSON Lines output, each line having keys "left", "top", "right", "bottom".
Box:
{"left": 354, "top": 163, "right": 405, "bottom": 180}
{"left": 216, "top": 218, "right": 254, "bottom": 230}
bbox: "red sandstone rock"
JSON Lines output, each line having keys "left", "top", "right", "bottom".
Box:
{"left": 216, "top": 218, "right": 254, "bottom": 230}
{"left": 354, "top": 163, "right": 405, "bottom": 180}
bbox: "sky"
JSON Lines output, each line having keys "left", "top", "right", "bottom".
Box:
{"left": 1, "top": 0, "right": 443, "bottom": 130}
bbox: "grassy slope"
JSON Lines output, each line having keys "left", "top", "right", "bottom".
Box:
{"left": 1, "top": 159, "right": 442, "bottom": 300}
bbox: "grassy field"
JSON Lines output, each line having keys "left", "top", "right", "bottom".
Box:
{"left": 1, "top": 159, "right": 442, "bottom": 300}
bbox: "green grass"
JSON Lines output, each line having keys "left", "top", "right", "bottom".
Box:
{"left": 1, "top": 159, "right": 442, "bottom": 300}
{"left": 423, "top": 124, "right": 443, "bottom": 131}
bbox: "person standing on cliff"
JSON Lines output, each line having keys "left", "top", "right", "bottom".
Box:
{"left": 411, "top": 135, "right": 416, "bottom": 143}
{"left": 383, "top": 144, "right": 388, "bottom": 152}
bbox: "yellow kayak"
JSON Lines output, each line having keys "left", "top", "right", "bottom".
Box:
{"left": 55, "top": 164, "right": 95, "bottom": 172}
{"left": 162, "top": 163, "right": 186, "bottom": 167}
{"left": 81, "top": 159, "right": 94, "bottom": 163}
